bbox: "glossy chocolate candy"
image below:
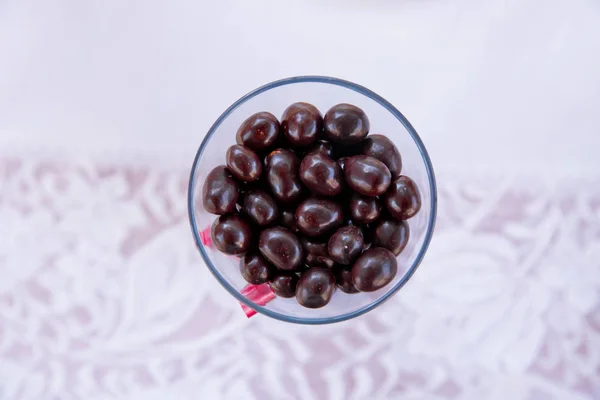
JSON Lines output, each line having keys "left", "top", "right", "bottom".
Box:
{"left": 299, "top": 151, "right": 343, "bottom": 197}
{"left": 361, "top": 134, "right": 402, "bottom": 177}
{"left": 324, "top": 104, "right": 370, "bottom": 144}
{"left": 341, "top": 219, "right": 372, "bottom": 252}
{"left": 328, "top": 226, "right": 364, "bottom": 265}
{"left": 384, "top": 175, "right": 421, "bottom": 220}
{"left": 309, "top": 140, "right": 335, "bottom": 159}
{"left": 352, "top": 247, "right": 397, "bottom": 292}
{"left": 240, "top": 253, "right": 274, "bottom": 284}
{"left": 344, "top": 155, "right": 391, "bottom": 197}
{"left": 265, "top": 149, "right": 304, "bottom": 204}
{"left": 210, "top": 214, "right": 252, "bottom": 255}
{"left": 258, "top": 226, "right": 303, "bottom": 270}
{"left": 236, "top": 112, "right": 280, "bottom": 151}
{"left": 202, "top": 166, "right": 239, "bottom": 215}
{"left": 281, "top": 102, "right": 323, "bottom": 147}
{"left": 241, "top": 189, "right": 279, "bottom": 227}
{"left": 295, "top": 198, "right": 344, "bottom": 238}
{"left": 269, "top": 272, "right": 299, "bottom": 298}
{"left": 296, "top": 267, "right": 336, "bottom": 308}
{"left": 301, "top": 237, "right": 335, "bottom": 268}
{"left": 226, "top": 144, "right": 262, "bottom": 182}
{"left": 349, "top": 193, "right": 382, "bottom": 225}
{"left": 372, "top": 218, "right": 410, "bottom": 255}
{"left": 333, "top": 266, "right": 359, "bottom": 294}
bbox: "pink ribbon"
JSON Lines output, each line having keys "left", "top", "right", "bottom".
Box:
{"left": 201, "top": 227, "right": 275, "bottom": 318}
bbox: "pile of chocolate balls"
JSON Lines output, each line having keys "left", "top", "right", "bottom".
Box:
{"left": 202, "top": 102, "right": 421, "bottom": 309}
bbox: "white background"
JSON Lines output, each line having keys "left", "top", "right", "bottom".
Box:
{"left": 1, "top": 0, "right": 599, "bottom": 173}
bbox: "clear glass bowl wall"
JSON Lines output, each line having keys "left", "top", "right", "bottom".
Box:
{"left": 188, "top": 76, "right": 437, "bottom": 324}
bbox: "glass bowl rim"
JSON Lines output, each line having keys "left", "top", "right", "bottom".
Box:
{"left": 188, "top": 75, "right": 437, "bottom": 325}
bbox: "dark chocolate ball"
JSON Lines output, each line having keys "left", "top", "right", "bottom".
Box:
{"left": 372, "top": 218, "right": 410, "bottom": 255}
{"left": 352, "top": 247, "right": 397, "bottom": 292}
{"left": 269, "top": 272, "right": 299, "bottom": 298}
{"left": 258, "top": 226, "right": 303, "bottom": 270}
{"left": 301, "top": 237, "right": 335, "bottom": 268}
{"left": 384, "top": 175, "right": 421, "bottom": 220}
{"left": 202, "top": 166, "right": 239, "bottom": 215}
{"left": 281, "top": 102, "right": 323, "bottom": 147}
{"left": 309, "top": 140, "right": 335, "bottom": 159}
{"left": 349, "top": 193, "right": 382, "bottom": 225}
{"left": 240, "top": 253, "right": 274, "bottom": 284}
{"left": 333, "top": 266, "right": 359, "bottom": 294}
{"left": 344, "top": 155, "right": 391, "bottom": 197}
{"left": 328, "top": 226, "right": 364, "bottom": 265}
{"left": 236, "top": 112, "right": 280, "bottom": 151}
{"left": 210, "top": 214, "right": 252, "bottom": 255}
{"left": 361, "top": 134, "right": 402, "bottom": 177}
{"left": 241, "top": 189, "right": 279, "bottom": 227}
{"left": 299, "top": 152, "right": 343, "bottom": 197}
{"left": 295, "top": 198, "right": 344, "bottom": 238}
{"left": 296, "top": 267, "right": 336, "bottom": 308}
{"left": 226, "top": 144, "right": 263, "bottom": 182}
{"left": 324, "top": 104, "right": 370, "bottom": 144}
{"left": 265, "top": 149, "right": 304, "bottom": 204}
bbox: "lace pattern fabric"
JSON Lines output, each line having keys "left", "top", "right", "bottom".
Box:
{"left": 0, "top": 157, "right": 599, "bottom": 400}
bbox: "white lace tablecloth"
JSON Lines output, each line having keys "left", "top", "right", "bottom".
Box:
{"left": 1, "top": 157, "right": 599, "bottom": 400}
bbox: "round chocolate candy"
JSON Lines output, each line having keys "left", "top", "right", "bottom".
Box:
{"left": 295, "top": 198, "right": 344, "bottom": 238}
{"left": 280, "top": 210, "right": 299, "bottom": 233}
{"left": 241, "top": 189, "right": 279, "bottom": 227}
{"left": 202, "top": 166, "right": 239, "bottom": 215}
{"left": 372, "top": 218, "right": 410, "bottom": 255}
{"left": 344, "top": 155, "right": 391, "bottom": 197}
{"left": 345, "top": 219, "right": 372, "bottom": 250}
{"left": 384, "top": 175, "right": 421, "bottom": 220}
{"left": 236, "top": 112, "right": 280, "bottom": 151}
{"left": 301, "top": 237, "right": 335, "bottom": 268}
{"left": 352, "top": 247, "right": 397, "bottom": 292}
{"left": 210, "top": 214, "right": 252, "bottom": 255}
{"left": 265, "top": 149, "right": 304, "bottom": 204}
{"left": 349, "top": 193, "right": 382, "bottom": 225}
{"left": 299, "top": 152, "right": 343, "bottom": 197}
{"left": 258, "top": 227, "right": 303, "bottom": 270}
{"left": 226, "top": 144, "right": 262, "bottom": 182}
{"left": 281, "top": 102, "right": 323, "bottom": 147}
{"left": 333, "top": 266, "right": 359, "bottom": 294}
{"left": 309, "top": 140, "right": 335, "bottom": 159}
{"left": 269, "top": 272, "right": 299, "bottom": 298}
{"left": 240, "top": 253, "right": 274, "bottom": 284}
{"left": 361, "top": 134, "right": 402, "bottom": 177}
{"left": 328, "top": 225, "right": 364, "bottom": 265}
{"left": 296, "top": 267, "right": 336, "bottom": 308}
{"left": 324, "top": 104, "right": 370, "bottom": 144}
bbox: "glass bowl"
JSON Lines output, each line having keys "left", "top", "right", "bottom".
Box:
{"left": 188, "top": 76, "right": 437, "bottom": 324}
